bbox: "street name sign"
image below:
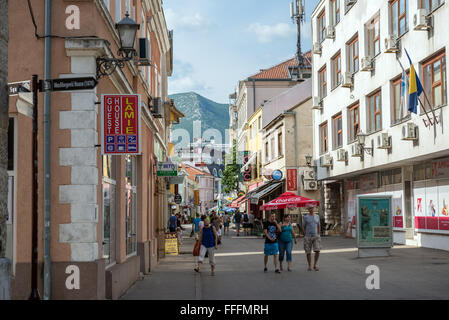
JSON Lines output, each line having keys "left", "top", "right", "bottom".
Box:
{"left": 8, "top": 81, "right": 31, "bottom": 96}
{"left": 39, "top": 77, "right": 98, "bottom": 92}
{"left": 101, "top": 94, "right": 142, "bottom": 155}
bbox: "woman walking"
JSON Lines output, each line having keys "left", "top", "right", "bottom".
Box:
{"left": 278, "top": 214, "right": 297, "bottom": 272}
{"left": 194, "top": 218, "right": 218, "bottom": 276}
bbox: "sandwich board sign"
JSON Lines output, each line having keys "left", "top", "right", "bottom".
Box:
{"left": 101, "top": 94, "right": 141, "bottom": 155}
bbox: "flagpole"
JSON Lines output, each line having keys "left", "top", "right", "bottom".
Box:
{"left": 396, "top": 56, "right": 433, "bottom": 126}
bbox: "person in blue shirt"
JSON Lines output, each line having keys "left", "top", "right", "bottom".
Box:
{"left": 168, "top": 212, "right": 178, "bottom": 233}
{"left": 278, "top": 214, "right": 297, "bottom": 272}
{"left": 192, "top": 214, "right": 201, "bottom": 237}
{"left": 194, "top": 218, "right": 218, "bottom": 275}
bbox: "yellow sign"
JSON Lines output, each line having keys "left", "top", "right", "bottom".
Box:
{"left": 164, "top": 233, "right": 179, "bottom": 255}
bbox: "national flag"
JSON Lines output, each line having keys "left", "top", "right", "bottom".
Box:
{"left": 400, "top": 70, "right": 409, "bottom": 118}
{"left": 404, "top": 49, "right": 423, "bottom": 114}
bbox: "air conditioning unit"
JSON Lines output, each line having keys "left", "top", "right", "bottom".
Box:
{"left": 402, "top": 123, "right": 418, "bottom": 140}
{"left": 342, "top": 72, "right": 353, "bottom": 88}
{"left": 337, "top": 149, "right": 347, "bottom": 162}
{"left": 304, "top": 180, "right": 318, "bottom": 191}
{"left": 377, "top": 133, "right": 391, "bottom": 149}
{"left": 303, "top": 168, "right": 315, "bottom": 180}
{"left": 313, "top": 42, "right": 322, "bottom": 55}
{"left": 360, "top": 57, "right": 373, "bottom": 71}
{"left": 345, "top": 0, "right": 357, "bottom": 6}
{"left": 413, "top": 8, "right": 432, "bottom": 31}
{"left": 321, "top": 154, "right": 333, "bottom": 167}
{"left": 312, "top": 96, "right": 323, "bottom": 110}
{"left": 351, "top": 143, "right": 362, "bottom": 157}
{"left": 326, "top": 26, "right": 335, "bottom": 39}
{"left": 151, "top": 97, "right": 163, "bottom": 118}
{"left": 385, "top": 35, "right": 399, "bottom": 53}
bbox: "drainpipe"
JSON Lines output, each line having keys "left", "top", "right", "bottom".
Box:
{"left": 43, "top": 0, "right": 52, "bottom": 300}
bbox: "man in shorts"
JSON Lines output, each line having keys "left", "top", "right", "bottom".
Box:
{"left": 301, "top": 207, "right": 321, "bottom": 271}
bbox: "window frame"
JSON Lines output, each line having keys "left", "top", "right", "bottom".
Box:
{"left": 391, "top": 74, "right": 411, "bottom": 125}
{"left": 319, "top": 65, "right": 328, "bottom": 99}
{"left": 331, "top": 0, "right": 340, "bottom": 26}
{"left": 319, "top": 122, "right": 329, "bottom": 155}
{"left": 318, "top": 9, "right": 326, "bottom": 43}
{"left": 422, "top": 51, "right": 447, "bottom": 111}
{"left": 367, "top": 15, "right": 380, "bottom": 58}
{"left": 348, "top": 103, "right": 360, "bottom": 143}
{"left": 420, "top": 0, "right": 444, "bottom": 13}
{"left": 332, "top": 113, "right": 343, "bottom": 150}
{"left": 347, "top": 35, "right": 359, "bottom": 73}
{"left": 332, "top": 51, "right": 342, "bottom": 89}
{"left": 368, "top": 90, "right": 382, "bottom": 133}
{"left": 278, "top": 131, "right": 283, "bottom": 157}
{"left": 390, "top": 0, "right": 408, "bottom": 38}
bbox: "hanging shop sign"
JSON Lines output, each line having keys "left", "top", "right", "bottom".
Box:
{"left": 156, "top": 162, "right": 178, "bottom": 177}
{"left": 174, "top": 194, "right": 182, "bottom": 204}
{"left": 101, "top": 94, "right": 141, "bottom": 155}
{"left": 272, "top": 170, "right": 283, "bottom": 181}
{"left": 164, "top": 233, "right": 179, "bottom": 256}
{"left": 357, "top": 196, "right": 393, "bottom": 248}
{"left": 287, "top": 169, "right": 298, "bottom": 192}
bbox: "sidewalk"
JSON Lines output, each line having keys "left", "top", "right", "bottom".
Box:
{"left": 121, "top": 225, "right": 449, "bottom": 300}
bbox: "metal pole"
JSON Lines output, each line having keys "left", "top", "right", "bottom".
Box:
{"left": 43, "top": 0, "right": 52, "bottom": 300}
{"left": 29, "top": 75, "right": 40, "bottom": 300}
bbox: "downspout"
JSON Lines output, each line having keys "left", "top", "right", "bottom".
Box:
{"left": 43, "top": 0, "right": 52, "bottom": 300}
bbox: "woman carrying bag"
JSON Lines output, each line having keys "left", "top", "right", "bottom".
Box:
{"left": 194, "top": 219, "right": 218, "bottom": 276}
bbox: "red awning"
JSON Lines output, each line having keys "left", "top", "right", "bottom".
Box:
{"left": 260, "top": 192, "right": 319, "bottom": 211}
{"left": 229, "top": 195, "right": 247, "bottom": 208}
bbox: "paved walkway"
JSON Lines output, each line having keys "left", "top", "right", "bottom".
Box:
{"left": 121, "top": 225, "right": 449, "bottom": 300}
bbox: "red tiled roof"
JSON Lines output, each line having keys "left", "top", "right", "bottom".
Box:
{"left": 249, "top": 51, "right": 312, "bottom": 80}
{"left": 181, "top": 163, "right": 212, "bottom": 181}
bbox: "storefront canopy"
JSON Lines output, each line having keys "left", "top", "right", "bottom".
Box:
{"left": 229, "top": 195, "right": 247, "bottom": 208}
{"left": 260, "top": 192, "right": 319, "bottom": 211}
{"left": 250, "top": 182, "right": 283, "bottom": 204}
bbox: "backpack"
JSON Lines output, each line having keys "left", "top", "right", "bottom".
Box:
{"left": 243, "top": 213, "right": 249, "bottom": 222}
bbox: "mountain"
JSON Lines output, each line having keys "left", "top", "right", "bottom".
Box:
{"left": 169, "top": 92, "right": 229, "bottom": 146}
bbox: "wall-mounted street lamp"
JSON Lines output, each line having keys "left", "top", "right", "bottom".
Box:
{"left": 357, "top": 132, "right": 374, "bottom": 156}
{"left": 96, "top": 13, "right": 140, "bottom": 79}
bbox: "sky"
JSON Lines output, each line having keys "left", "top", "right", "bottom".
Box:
{"left": 164, "top": 0, "right": 320, "bottom": 104}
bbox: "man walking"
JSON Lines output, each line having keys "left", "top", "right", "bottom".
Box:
{"left": 301, "top": 207, "right": 321, "bottom": 271}
{"left": 263, "top": 213, "right": 282, "bottom": 273}
{"left": 234, "top": 211, "right": 242, "bottom": 236}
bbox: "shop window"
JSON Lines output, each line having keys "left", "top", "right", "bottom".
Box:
{"left": 368, "top": 90, "right": 382, "bottom": 133}
{"left": 347, "top": 35, "right": 359, "bottom": 74}
{"left": 390, "top": 0, "right": 408, "bottom": 38}
{"left": 422, "top": 51, "right": 447, "bottom": 111}
{"left": 103, "top": 155, "right": 116, "bottom": 266}
{"left": 125, "top": 155, "right": 137, "bottom": 255}
{"left": 381, "top": 168, "right": 402, "bottom": 185}
{"left": 332, "top": 113, "right": 343, "bottom": 149}
{"left": 413, "top": 162, "right": 432, "bottom": 181}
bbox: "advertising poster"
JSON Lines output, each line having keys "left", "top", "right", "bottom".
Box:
{"left": 414, "top": 181, "right": 427, "bottom": 230}
{"left": 101, "top": 94, "right": 141, "bottom": 155}
{"left": 392, "top": 189, "right": 403, "bottom": 229}
{"left": 164, "top": 233, "right": 179, "bottom": 256}
{"left": 287, "top": 169, "right": 298, "bottom": 192}
{"left": 426, "top": 181, "right": 439, "bottom": 230}
{"left": 438, "top": 181, "right": 449, "bottom": 231}
{"left": 357, "top": 196, "right": 392, "bottom": 248}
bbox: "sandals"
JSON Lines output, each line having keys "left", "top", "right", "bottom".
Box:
{"left": 275, "top": 269, "right": 281, "bottom": 274}
{"left": 314, "top": 266, "right": 320, "bottom": 271}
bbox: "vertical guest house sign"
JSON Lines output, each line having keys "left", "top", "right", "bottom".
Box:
{"left": 101, "top": 94, "right": 142, "bottom": 155}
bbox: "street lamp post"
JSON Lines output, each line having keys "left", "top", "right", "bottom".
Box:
{"left": 356, "top": 132, "right": 374, "bottom": 161}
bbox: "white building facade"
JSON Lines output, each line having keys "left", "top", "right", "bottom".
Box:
{"left": 312, "top": 0, "right": 449, "bottom": 250}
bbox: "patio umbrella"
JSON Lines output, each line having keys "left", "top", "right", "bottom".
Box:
{"left": 259, "top": 192, "right": 319, "bottom": 211}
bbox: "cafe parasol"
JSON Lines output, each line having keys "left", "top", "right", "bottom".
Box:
{"left": 259, "top": 192, "right": 319, "bottom": 211}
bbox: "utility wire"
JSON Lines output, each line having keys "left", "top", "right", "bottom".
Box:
{"left": 27, "top": 0, "right": 97, "bottom": 40}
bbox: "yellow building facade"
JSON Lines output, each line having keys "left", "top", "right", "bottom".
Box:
{"left": 244, "top": 107, "right": 264, "bottom": 191}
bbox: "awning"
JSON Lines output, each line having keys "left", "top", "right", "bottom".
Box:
{"left": 250, "top": 181, "right": 283, "bottom": 204}
{"left": 229, "top": 195, "right": 247, "bottom": 208}
{"left": 260, "top": 192, "right": 319, "bottom": 211}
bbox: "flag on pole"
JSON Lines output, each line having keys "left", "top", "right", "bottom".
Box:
{"left": 404, "top": 49, "right": 423, "bottom": 114}
{"left": 400, "top": 70, "right": 409, "bottom": 119}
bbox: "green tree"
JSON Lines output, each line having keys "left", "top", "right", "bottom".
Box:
{"left": 222, "top": 140, "right": 239, "bottom": 194}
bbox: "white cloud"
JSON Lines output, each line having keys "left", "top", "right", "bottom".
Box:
{"left": 169, "top": 76, "right": 210, "bottom": 94}
{"left": 247, "top": 22, "right": 296, "bottom": 43}
{"left": 165, "top": 8, "right": 210, "bottom": 30}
